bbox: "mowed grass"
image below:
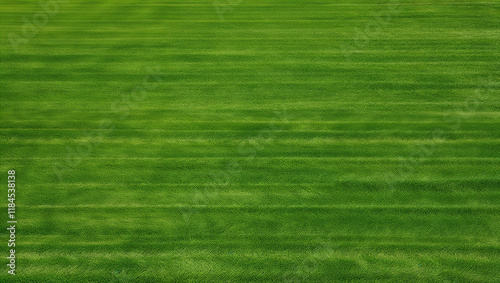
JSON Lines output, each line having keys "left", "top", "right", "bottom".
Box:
{"left": 1, "top": 0, "right": 500, "bottom": 282}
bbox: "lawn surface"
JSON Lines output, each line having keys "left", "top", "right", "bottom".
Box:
{"left": 1, "top": 0, "right": 499, "bottom": 282}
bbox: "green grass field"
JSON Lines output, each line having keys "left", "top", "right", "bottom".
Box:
{"left": 1, "top": 0, "right": 499, "bottom": 282}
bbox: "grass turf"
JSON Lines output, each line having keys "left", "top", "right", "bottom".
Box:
{"left": 1, "top": 0, "right": 499, "bottom": 282}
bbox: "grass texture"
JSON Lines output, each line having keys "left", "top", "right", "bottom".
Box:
{"left": 1, "top": 0, "right": 499, "bottom": 282}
